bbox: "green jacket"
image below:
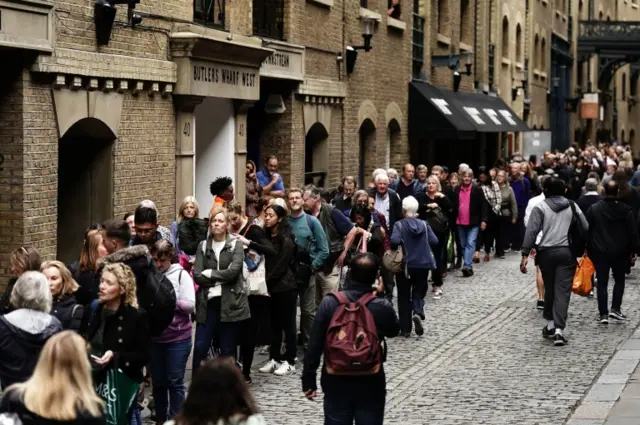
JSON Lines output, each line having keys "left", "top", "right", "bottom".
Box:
{"left": 193, "top": 235, "right": 250, "bottom": 323}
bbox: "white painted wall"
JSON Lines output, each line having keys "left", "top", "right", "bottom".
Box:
{"left": 195, "top": 97, "right": 235, "bottom": 216}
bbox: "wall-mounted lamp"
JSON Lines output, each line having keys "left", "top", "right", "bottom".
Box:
{"left": 94, "top": 0, "right": 141, "bottom": 46}
{"left": 464, "top": 53, "right": 473, "bottom": 76}
{"left": 453, "top": 71, "right": 462, "bottom": 92}
{"left": 346, "top": 17, "right": 376, "bottom": 74}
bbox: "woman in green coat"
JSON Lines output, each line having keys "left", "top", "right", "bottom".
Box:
{"left": 192, "top": 206, "right": 249, "bottom": 375}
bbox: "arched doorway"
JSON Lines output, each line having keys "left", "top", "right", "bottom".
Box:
{"left": 359, "top": 119, "right": 376, "bottom": 188}
{"left": 57, "top": 118, "right": 115, "bottom": 264}
{"left": 387, "top": 119, "right": 401, "bottom": 169}
{"left": 305, "top": 122, "right": 329, "bottom": 187}
{"left": 630, "top": 129, "right": 636, "bottom": 150}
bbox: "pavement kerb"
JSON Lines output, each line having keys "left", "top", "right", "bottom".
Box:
{"left": 566, "top": 323, "right": 640, "bottom": 425}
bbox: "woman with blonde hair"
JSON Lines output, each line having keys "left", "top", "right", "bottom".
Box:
{"left": 85, "top": 262, "right": 150, "bottom": 425}
{"left": 193, "top": 207, "right": 249, "bottom": 376}
{"left": 41, "top": 261, "right": 85, "bottom": 332}
{"left": 171, "top": 196, "right": 207, "bottom": 259}
{"left": 0, "top": 331, "right": 104, "bottom": 425}
{"left": 0, "top": 246, "right": 42, "bottom": 314}
{"left": 73, "top": 228, "right": 108, "bottom": 305}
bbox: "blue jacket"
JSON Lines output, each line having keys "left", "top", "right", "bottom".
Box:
{"left": 390, "top": 218, "right": 438, "bottom": 269}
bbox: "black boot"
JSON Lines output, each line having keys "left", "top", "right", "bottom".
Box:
{"left": 454, "top": 258, "right": 462, "bottom": 269}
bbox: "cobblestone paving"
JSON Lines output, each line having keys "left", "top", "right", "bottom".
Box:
{"left": 246, "top": 253, "right": 640, "bottom": 425}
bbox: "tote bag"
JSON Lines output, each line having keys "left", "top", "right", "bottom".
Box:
{"left": 94, "top": 368, "right": 139, "bottom": 425}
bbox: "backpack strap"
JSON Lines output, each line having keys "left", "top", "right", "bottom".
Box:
{"left": 330, "top": 291, "right": 350, "bottom": 305}
{"left": 242, "top": 224, "right": 253, "bottom": 237}
{"left": 357, "top": 292, "right": 378, "bottom": 306}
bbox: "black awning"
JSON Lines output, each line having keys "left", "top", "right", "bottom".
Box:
{"left": 454, "top": 92, "right": 530, "bottom": 133}
{"left": 409, "top": 81, "right": 476, "bottom": 140}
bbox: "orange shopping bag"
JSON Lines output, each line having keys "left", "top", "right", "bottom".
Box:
{"left": 572, "top": 255, "right": 594, "bottom": 296}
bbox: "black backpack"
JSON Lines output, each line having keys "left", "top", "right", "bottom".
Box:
{"left": 140, "top": 260, "right": 177, "bottom": 337}
{"left": 567, "top": 201, "right": 587, "bottom": 258}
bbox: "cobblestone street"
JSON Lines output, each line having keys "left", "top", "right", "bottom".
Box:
{"left": 246, "top": 253, "right": 640, "bottom": 425}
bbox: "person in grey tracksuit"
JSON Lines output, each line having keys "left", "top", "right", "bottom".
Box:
{"left": 520, "top": 177, "right": 588, "bottom": 346}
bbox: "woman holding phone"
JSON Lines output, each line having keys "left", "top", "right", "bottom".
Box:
{"left": 84, "top": 262, "right": 150, "bottom": 424}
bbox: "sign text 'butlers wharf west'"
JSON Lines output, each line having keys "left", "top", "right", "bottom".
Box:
{"left": 175, "top": 58, "right": 260, "bottom": 100}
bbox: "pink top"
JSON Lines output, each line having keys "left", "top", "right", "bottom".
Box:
{"left": 456, "top": 185, "right": 472, "bottom": 226}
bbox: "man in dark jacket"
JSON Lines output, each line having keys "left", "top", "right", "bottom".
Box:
{"left": 100, "top": 219, "right": 174, "bottom": 337}
{"left": 394, "top": 163, "right": 421, "bottom": 200}
{"left": 577, "top": 178, "right": 603, "bottom": 214}
{"left": 452, "top": 169, "right": 488, "bottom": 277}
{"left": 587, "top": 180, "right": 639, "bottom": 324}
{"left": 333, "top": 176, "right": 357, "bottom": 215}
{"left": 509, "top": 162, "right": 531, "bottom": 250}
{"left": 302, "top": 253, "right": 399, "bottom": 425}
{"left": 369, "top": 173, "right": 403, "bottom": 232}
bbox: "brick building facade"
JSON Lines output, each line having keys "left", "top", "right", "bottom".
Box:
{"left": 0, "top": 0, "right": 411, "bottom": 285}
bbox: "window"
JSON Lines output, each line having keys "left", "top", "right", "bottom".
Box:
{"left": 534, "top": 34, "right": 539, "bottom": 69}
{"left": 599, "top": 11, "right": 603, "bottom": 20}
{"left": 541, "top": 37, "right": 547, "bottom": 71}
{"left": 437, "top": 0, "right": 448, "bottom": 35}
{"left": 412, "top": 12, "right": 426, "bottom": 78}
{"left": 388, "top": 0, "right": 401, "bottom": 19}
{"left": 361, "top": 0, "right": 368, "bottom": 6}
{"left": 501, "top": 16, "right": 509, "bottom": 59}
{"left": 194, "top": 0, "right": 225, "bottom": 28}
{"left": 253, "top": 0, "right": 284, "bottom": 39}
{"left": 516, "top": 24, "right": 523, "bottom": 62}
{"left": 460, "top": 0, "right": 470, "bottom": 43}
{"left": 622, "top": 73, "right": 627, "bottom": 100}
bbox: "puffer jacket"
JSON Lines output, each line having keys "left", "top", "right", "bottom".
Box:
{"left": 153, "top": 263, "right": 195, "bottom": 344}
{"left": 193, "top": 236, "right": 250, "bottom": 323}
{"left": 51, "top": 294, "right": 84, "bottom": 332}
{"left": 178, "top": 218, "right": 208, "bottom": 256}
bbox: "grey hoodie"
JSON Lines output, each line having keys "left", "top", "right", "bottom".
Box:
{"left": 521, "top": 196, "right": 588, "bottom": 254}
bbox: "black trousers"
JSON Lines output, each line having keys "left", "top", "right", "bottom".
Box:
{"left": 450, "top": 222, "right": 463, "bottom": 261}
{"left": 495, "top": 215, "right": 512, "bottom": 255}
{"left": 431, "top": 232, "right": 446, "bottom": 287}
{"left": 268, "top": 289, "right": 298, "bottom": 364}
{"left": 477, "top": 213, "right": 500, "bottom": 253}
{"left": 510, "top": 214, "right": 526, "bottom": 251}
{"left": 537, "top": 247, "right": 576, "bottom": 330}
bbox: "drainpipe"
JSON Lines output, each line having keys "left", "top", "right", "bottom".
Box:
{"left": 473, "top": 0, "right": 479, "bottom": 82}
{"left": 340, "top": 0, "right": 346, "bottom": 179}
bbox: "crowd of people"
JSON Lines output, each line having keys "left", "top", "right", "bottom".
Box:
{"left": 0, "top": 143, "right": 639, "bottom": 425}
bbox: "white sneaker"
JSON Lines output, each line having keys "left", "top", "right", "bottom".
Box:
{"left": 433, "top": 288, "right": 443, "bottom": 299}
{"left": 274, "top": 361, "right": 296, "bottom": 376}
{"left": 259, "top": 359, "right": 280, "bottom": 374}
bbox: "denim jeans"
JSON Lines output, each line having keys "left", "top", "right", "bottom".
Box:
{"left": 193, "top": 298, "right": 221, "bottom": 375}
{"left": 323, "top": 389, "right": 385, "bottom": 425}
{"left": 149, "top": 338, "right": 192, "bottom": 419}
{"left": 395, "top": 268, "right": 429, "bottom": 333}
{"left": 592, "top": 253, "right": 627, "bottom": 316}
{"left": 457, "top": 225, "right": 480, "bottom": 269}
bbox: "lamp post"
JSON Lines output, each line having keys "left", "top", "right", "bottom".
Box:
{"left": 346, "top": 17, "right": 376, "bottom": 74}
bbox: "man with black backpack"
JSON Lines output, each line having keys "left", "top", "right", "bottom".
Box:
{"left": 99, "top": 219, "right": 176, "bottom": 338}
{"left": 302, "top": 253, "right": 399, "bottom": 425}
{"left": 520, "top": 177, "right": 588, "bottom": 346}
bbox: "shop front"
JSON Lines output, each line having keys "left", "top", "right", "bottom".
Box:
{"left": 170, "top": 24, "right": 273, "bottom": 214}
{"left": 409, "top": 82, "right": 529, "bottom": 170}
